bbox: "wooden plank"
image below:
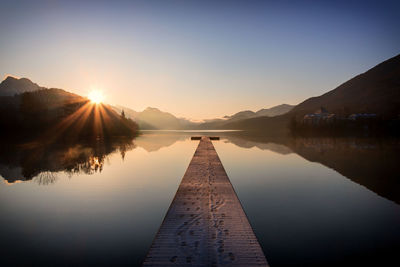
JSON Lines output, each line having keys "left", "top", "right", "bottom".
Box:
{"left": 143, "top": 136, "right": 269, "bottom": 267}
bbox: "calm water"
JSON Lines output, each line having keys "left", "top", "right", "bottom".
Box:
{"left": 1, "top": 132, "right": 399, "bottom": 266}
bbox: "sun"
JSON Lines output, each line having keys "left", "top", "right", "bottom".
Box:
{"left": 88, "top": 90, "right": 104, "bottom": 104}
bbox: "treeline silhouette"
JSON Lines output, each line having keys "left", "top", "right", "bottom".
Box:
{"left": 0, "top": 88, "right": 138, "bottom": 142}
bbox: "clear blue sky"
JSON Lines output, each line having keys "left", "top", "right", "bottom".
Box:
{"left": 0, "top": 0, "right": 399, "bottom": 119}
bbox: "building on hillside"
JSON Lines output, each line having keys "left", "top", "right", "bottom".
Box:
{"left": 303, "top": 107, "right": 336, "bottom": 125}
{"left": 348, "top": 113, "right": 377, "bottom": 120}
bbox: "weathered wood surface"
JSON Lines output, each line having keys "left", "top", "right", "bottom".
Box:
{"left": 143, "top": 136, "right": 269, "bottom": 267}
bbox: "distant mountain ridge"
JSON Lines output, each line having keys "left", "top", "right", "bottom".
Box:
{"left": 195, "top": 104, "right": 294, "bottom": 129}
{"left": 290, "top": 54, "right": 400, "bottom": 118}
{"left": 6, "top": 52, "right": 397, "bottom": 134}
{"left": 0, "top": 76, "right": 42, "bottom": 96}
{"left": 225, "top": 104, "right": 294, "bottom": 121}
{"left": 0, "top": 77, "right": 138, "bottom": 140}
{"left": 113, "top": 104, "right": 293, "bottom": 130}
{"left": 1, "top": 76, "right": 295, "bottom": 132}
{"left": 112, "top": 105, "right": 197, "bottom": 130}
{"left": 218, "top": 53, "right": 400, "bottom": 133}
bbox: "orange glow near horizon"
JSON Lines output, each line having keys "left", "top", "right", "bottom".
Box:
{"left": 43, "top": 100, "right": 109, "bottom": 142}
{"left": 88, "top": 90, "right": 104, "bottom": 104}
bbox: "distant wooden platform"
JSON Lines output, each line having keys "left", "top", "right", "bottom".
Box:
{"left": 143, "top": 137, "right": 269, "bottom": 267}
{"left": 191, "top": 136, "right": 220, "bottom": 140}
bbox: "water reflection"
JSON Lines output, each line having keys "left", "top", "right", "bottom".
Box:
{"left": 129, "top": 131, "right": 400, "bottom": 206}
{"left": 135, "top": 132, "right": 187, "bottom": 152}
{"left": 0, "top": 131, "right": 399, "bottom": 267}
{"left": 0, "top": 137, "right": 135, "bottom": 184}
{"left": 216, "top": 133, "right": 400, "bottom": 205}
{"left": 1, "top": 131, "right": 399, "bottom": 207}
{"left": 133, "top": 130, "right": 400, "bottom": 206}
{"left": 287, "top": 137, "right": 400, "bottom": 204}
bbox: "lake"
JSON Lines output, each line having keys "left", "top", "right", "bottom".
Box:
{"left": 1, "top": 131, "right": 399, "bottom": 267}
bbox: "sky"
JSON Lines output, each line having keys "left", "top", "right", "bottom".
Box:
{"left": 0, "top": 0, "right": 399, "bottom": 120}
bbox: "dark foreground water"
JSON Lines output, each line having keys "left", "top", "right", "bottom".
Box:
{"left": 1, "top": 131, "right": 399, "bottom": 267}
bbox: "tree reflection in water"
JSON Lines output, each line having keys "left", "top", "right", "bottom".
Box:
{"left": 2, "top": 130, "right": 399, "bottom": 206}
{"left": 0, "top": 137, "right": 136, "bottom": 185}
{"left": 33, "top": 171, "right": 58, "bottom": 185}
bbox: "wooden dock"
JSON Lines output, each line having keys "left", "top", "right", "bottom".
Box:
{"left": 143, "top": 136, "right": 269, "bottom": 267}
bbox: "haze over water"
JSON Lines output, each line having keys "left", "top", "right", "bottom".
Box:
{"left": 1, "top": 132, "right": 399, "bottom": 266}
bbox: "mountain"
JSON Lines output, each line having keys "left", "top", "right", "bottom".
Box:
{"left": 256, "top": 104, "right": 295, "bottom": 117}
{"left": 227, "top": 110, "right": 257, "bottom": 121}
{"left": 290, "top": 54, "right": 400, "bottom": 119}
{"left": 0, "top": 76, "right": 42, "bottom": 96}
{"left": 219, "top": 53, "right": 400, "bottom": 133}
{"left": 112, "top": 105, "right": 156, "bottom": 129}
{"left": 0, "top": 77, "right": 138, "bottom": 140}
{"left": 113, "top": 105, "right": 139, "bottom": 119}
{"left": 224, "top": 104, "right": 294, "bottom": 121}
{"left": 196, "top": 104, "right": 294, "bottom": 129}
{"left": 113, "top": 106, "right": 197, "bottom": 130}
{"left": 137, "top": 107, "right": 182, "bottom": 129}
{"left": 112, "top": 103, "right": 293, "bottom": 130}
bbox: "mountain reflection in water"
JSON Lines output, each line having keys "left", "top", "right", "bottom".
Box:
{"left": 0, "top": 131, "right": 399, "bottom": 267}
{"left": 0, "top": 137, "right": 136, "bottom": 185}
{"left": 1, "top": 131, "right": 399, "bottom": 206}
{"left": 288, "top": 137, "right": 400, "bottom": 204}
{"left": 223, "top": 133, "right": 400, "bottom": 205}
{"left": 134, "top": 131, "right": 400, "bottom": 205}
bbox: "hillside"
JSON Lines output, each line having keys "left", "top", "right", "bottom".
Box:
{"left": 224, "top": 104, "right": 294, "bottom": 121}
{"left": 138, "top": 107, "right": 183, "bottom": 129}
{"left": 197, "top": 104, "right": 294, "bottom": 129}
{"left": 0, "top": 76, "right": 42, "bottom": 96}
{"left": 112, "top": 105, "right": 157, "bottom": 129}
{"left": 226, "top": 110, "right": 257, "bottom": 121}
{"left": 256, "top": 104, "right": 295, "bottom": 117}
{"left": 112, "top": 103, "right": 293, "bottom": 130}
{"left": 220, "top": 54, "right": 400, "bottom": 133}
{"left": 113, "top": 105, "right": 197, "bottom": 130}
{"left": 0, "top": 77, "right": 138, "bottom": 140}
{"left": 291, "top": 54, "right": 400, "bottom": 118}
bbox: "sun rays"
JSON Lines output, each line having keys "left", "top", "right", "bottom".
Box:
{"left": 43, "top": 99, "right": 134, "bottom": 142}
{"left": 42, "top": 100, "right": 108, "bottom": 142}
{"left": 88, "top": 90, "right": 104, "bottom": 104}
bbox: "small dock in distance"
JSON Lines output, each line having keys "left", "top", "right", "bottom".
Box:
{"left": 143, "top": 136, "right": 269, "bottom": 267}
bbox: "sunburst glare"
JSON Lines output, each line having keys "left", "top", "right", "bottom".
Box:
{"left": 88, "top": 90, "right": 104, "bottom": 104}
